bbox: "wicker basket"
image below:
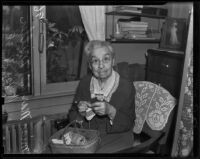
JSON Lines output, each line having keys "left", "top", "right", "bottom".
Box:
{"left": 49, "top": 120, "right": 100, "bottom": 153}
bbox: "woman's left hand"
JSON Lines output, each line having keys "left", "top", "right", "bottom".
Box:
{"left": 90, "top": 101, "right": 114, "bottom": 116}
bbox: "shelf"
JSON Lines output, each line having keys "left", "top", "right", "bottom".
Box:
{"left": 106, "top": 38, "right": 160, "bottom": 43}
{"left": 105, "top": 11, "right": 166, "bottom": 19}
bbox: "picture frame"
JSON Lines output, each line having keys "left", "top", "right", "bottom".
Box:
{"left": 160, "top": 17, "right": 188, "bottom": 51}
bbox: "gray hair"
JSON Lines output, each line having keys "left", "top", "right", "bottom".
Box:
{"left": 84, "top": 40, "right": 115, "bottom": 60}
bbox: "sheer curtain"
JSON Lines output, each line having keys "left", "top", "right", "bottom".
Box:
{"left": 79, "top": 6, "right": 106, "bottom": 41}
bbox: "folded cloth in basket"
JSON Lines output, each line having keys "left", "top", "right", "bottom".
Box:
{"left": 52, "top": 139, "right": 64, "bottom": 144}
{"left": 63, "top": 131, "right": 86, "bottom": 145}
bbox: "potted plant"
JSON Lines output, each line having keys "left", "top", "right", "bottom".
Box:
{"left": 2, "top": 37, "right": 30, "bottom": 97}
{"left": 2, "top": 19, "right": 31, "bottom": 97}
{"left": 41, "top": 18, "right": 87, "bottom": 82}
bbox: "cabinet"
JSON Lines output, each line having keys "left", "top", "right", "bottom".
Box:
{"left": 146, "top": 49, "right": 184, "bottom": 98}
{"left": 105, "top": 10, "right": 166, "bottom": 43}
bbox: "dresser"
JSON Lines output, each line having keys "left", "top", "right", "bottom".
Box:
{"left": 146, "top": 49, "right": 185, "bottom": 99}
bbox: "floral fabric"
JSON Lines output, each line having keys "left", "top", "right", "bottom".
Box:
{"left": 176, "top": 49, "right": 193, "bottom": 157}
{"left": 174, "top": 8, "right": 193, "bottom": 157}
{"left": 133, "top": 81, "right": 176, "bottom": 134}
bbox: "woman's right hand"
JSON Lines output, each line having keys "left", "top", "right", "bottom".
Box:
{"left": 77, "top": 101, "right": 91, "bottom": 116}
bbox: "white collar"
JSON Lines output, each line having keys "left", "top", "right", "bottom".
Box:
{"left": 90, "top": 69, "right": 120, "bottom": 102}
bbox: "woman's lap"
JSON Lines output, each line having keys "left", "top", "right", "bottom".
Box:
{"left": 96, "top": 131, "right": 134, "bottom": 153}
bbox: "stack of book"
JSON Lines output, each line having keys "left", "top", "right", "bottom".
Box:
{"left": 119, "top": 21, "right": 149, "bottom": 39}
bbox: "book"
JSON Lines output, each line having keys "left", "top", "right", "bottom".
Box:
{"left": 122, "top": 5, "right": 143, "bottom": 8}
{"left": 132, "top": 37, "right": 156, "bottom": 40}
{"left": 119, "top": 21, "right": 148, "bottom": 27}
{"left": 130, "top": 21, "right": 148, "bottom": 25}
{"left": 121, "top": 27, "right": 148, "bottom": 31}
{"left": 123, "top": 30, "right": 147, "bottom": 35}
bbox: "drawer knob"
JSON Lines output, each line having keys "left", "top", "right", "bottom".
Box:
{"left": 162, "top": 63, "right": 169, "bottom": 68}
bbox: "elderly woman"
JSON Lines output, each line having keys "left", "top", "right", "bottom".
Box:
{"left": 68, "top": 40, "right": 136, "bottom": 153}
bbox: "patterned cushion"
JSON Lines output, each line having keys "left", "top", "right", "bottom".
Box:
{"left": 133, "top": 81, "right": 176, "bottom": 134}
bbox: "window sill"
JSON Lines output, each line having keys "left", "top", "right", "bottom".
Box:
{"left": 3, "top": 90, "right": 76, "bottom": 104}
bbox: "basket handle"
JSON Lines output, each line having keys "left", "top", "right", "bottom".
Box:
{"left": 62, "top": 120, "right": 83, "bottom": 137}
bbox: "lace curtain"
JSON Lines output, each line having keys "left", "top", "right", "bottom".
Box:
{"left": 79, "top": 6, "right": 105, "bottom": 41}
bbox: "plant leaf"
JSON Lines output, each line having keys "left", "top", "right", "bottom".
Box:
{"left": 49, "top": 27, "right": 58, "bottom": 32}
{"left": 48, "top": 23, "right": 56, "bottom": 28}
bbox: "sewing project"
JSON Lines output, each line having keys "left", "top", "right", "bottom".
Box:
{"left": 84, "top": 70, "right": 120, "bottom": 123}
{"left": 85, "top": 108, "right": 96, "bottom": 121}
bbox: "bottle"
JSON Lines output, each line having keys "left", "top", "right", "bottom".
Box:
{"left": 114, "top": 22, "right": 123, "bottom": 39}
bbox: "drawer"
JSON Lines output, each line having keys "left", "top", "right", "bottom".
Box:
{"left": 146, "top": 70, "right": 181, "bottom": 98}
{"left": 147, "top": 53, "right": 183, "bottom": 76}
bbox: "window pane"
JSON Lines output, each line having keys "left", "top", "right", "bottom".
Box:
{"left": 45, "top": 6, "right": 87, "bottom": 83}
{"left": 2, "top": 6, "right": 32, "bottom": 97}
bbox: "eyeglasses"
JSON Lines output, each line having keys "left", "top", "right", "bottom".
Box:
{"left": 90, "top": 56, "right": 112, "bottom": 66}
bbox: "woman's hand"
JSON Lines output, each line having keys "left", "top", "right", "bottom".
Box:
{"left": 90, "top": 101, "right": 116, "bottom": 116}
{"left": 77, "top": 101, "right": 91, "bottom": 116}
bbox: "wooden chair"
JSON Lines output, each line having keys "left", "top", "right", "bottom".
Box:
{"left": 117, "top": 81, "right": 177, "bottom": 155}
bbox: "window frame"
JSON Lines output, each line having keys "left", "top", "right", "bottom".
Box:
{"left": 31, "top": 5, "right": 79, "bottom": 96}
{"left": 3, "top": 5, "right": 85, "bottom": 103}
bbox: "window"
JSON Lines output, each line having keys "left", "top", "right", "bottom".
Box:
{"left": 34, "top": 6, "right": 88, "bottom": 95}
{"left": 2, "top": 5, "right": 88, "bottom": 98}
{"left": 45, "top": 6, "right": 87, "bottom": 83}
{"left": 2, "top": 6, "right": 32, "bottom": 97}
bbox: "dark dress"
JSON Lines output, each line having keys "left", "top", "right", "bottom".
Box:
{"left": 68, "top": 74, "right": 136, "bottom": 153}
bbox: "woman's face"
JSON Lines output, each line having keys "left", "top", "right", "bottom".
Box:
{"left": 89, "top": 47, "right": 115, "bottom": 80}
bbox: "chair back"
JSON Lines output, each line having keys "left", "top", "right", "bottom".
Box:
{"left": 133, "top": 81, "right": 177, "bottom": 154}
